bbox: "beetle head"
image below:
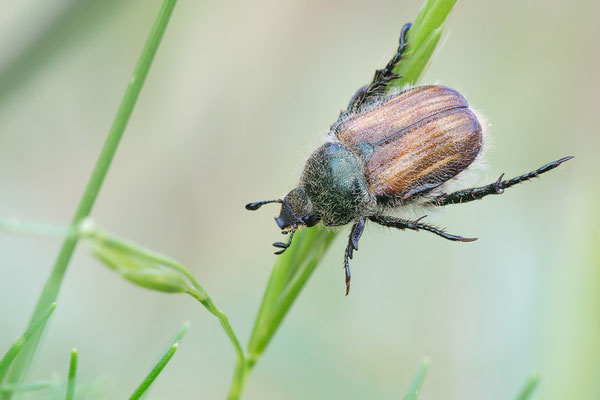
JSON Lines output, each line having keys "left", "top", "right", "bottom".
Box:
{"left": 275, "top": 188, "right": 320, "bottom": 230}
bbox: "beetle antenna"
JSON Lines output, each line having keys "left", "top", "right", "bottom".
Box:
{"left": 245, "top": 199, "right": 283, "bottom": 210}
{"left": 272, "top": 228, "right": 296, "bottom": 255}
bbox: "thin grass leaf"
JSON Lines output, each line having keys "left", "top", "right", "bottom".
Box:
{"left": 515, "top": 371, "right": 539, "bottom": 400}
{"left": 246, "top": 228, "right": 336, "bottom": 362}
{"left": 81, "top": 224, "right": 244, "bottom": 369}
{"left": 80, "top": 221, "right": 246, "bottom": 399}
{"left": 0, "top": 218, "right": 71, "bottom": 237}
{"left": 389, "top": 0, "right": 457, "bottom": 87}
{"left": 0, "top": 303, "right": 56, "bottom": 383}
{"left": 5, "top": 0, "right": 179, "bottom": 392}
{"left": 90, "top": 244, "right": 191, "bottom": 294}
{"left": 392, "top": 26, "right": 444, "bottom": 86}
{"left": 128, "top": 323, "right": 188, "bottom": 400}
{"left": 0, "top": 381, "right": 53, "bottom": 394}
{"left": 1, "top": 217, "right": 244, "bottom": 394}
{"left": 402, "top": 358, "right": 430, "bottom": 400}
{"left": 65, "top": 349, "right": 77, "bottom": 400}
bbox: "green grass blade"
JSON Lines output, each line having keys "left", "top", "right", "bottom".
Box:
{"left": 393, "top": 26, "right": 443, "bottom": 86}
{"left": 129, "top": 323, "right": 188, "bottom": 400}
{"left": 391, "top": 0, "right": 458, "bottom": 87}
{"left": 402, "top": 358, "right": 430, "bottom": 400}
{"left": 65, "top": 349, "right": 77, "bottom": 400}
{"left": 91, "top": 244, "right": 191, "bottom": 294}
{"left": 515, "top": 371, "right": 539, "bottom": 400}
{"left": 81, "top": 225, "right": 244, "bottom": 369}
{"left": 0, "top": 303, "right": 56, "bottom": 383}
{"left": 0, "top": 381, "right": 53, "bottom": 394}
{"left": 0, "top": 218, "right": 71, "bottom": 237}
{"left": 246, "top": 228, "right": 336, "bottom": 362}
{"left": 4, "top": 0, "right": 179, "bottom": 390}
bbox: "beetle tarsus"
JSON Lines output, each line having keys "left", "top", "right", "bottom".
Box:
{"left": 344, "top": 258, "right": 351, "bottom": 296}
{"left": 345, "top": 22, "right": 412, "bottom": 113}
{"left": 343, "top": 218, "right": 366, "bottom": 295}
{"left": 368, "top": 215, "right": 477, "bottom": 243}
{"left": 272, "top": 229, "right": 296, "bottom": 255}
{"left": 430, "top": 156, "right": 574, "bottom": 206}
{"left": 494, "top": 174, "right": 505, "bottom": 194}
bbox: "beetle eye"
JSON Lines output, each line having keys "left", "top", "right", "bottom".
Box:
{"left": 303, "top": 214, "right": 320, "bottom": 227}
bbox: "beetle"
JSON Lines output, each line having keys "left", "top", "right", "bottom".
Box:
{"left": 246, "top": 23, "right": 572, "bottom": 295}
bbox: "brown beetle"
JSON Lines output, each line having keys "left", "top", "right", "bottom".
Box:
{"left": 247, "top": 23, "right": 572, "bottom": 295}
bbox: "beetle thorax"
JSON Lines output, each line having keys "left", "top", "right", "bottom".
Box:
{"left": 300, "top": 142, "right": 375, "bottom": 226}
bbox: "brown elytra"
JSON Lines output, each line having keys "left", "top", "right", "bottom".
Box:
{"left": 336, "top": 85, "right": 482, "bottom": 202}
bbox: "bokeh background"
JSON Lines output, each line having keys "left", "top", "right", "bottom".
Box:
{"left": 1, "top": 0, "right": 599, "bottom": 398}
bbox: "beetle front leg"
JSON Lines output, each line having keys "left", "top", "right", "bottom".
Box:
{"left": 344, "top": 217, "right": 366, "bottom": 296}
{"left": 369, "top": 215, "right": 477, "bottom": 242}
{"left": 273, "top": 228, "right": 296, "bottom": 255}
{"left": 346, "top": 22, "right": 412, "bottom": 113}
{"left": 430, "top": 156, "right": 573, "bottom": 206}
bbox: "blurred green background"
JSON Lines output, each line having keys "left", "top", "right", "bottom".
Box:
{"left": 1, "top": 0, "right": 598, "bottom": 398}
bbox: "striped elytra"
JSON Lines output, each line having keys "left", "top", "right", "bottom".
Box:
{"left": 335, "top": 85, "right": 482, "bottom": 203}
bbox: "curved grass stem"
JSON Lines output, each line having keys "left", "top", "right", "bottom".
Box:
{"left": 3, "top": 0, "right": 179, "bottom": 392}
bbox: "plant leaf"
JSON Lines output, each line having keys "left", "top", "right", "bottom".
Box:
{"left": 515, "top": 371, "right": 539, "bottom": 400}
{"left": 0, "top": 303, "right": 56, "bottom": 383}
{"left": 65, "top": 349, "right": 78, "bottom": 400}
{"left": 129, "top": 323, "right": 188, "bottom": 400}
{"left": 402, "top": 358, "right": 430, "bottom": 400}
{"left": 4, "top": 0, "right": 180, "bottom": 390}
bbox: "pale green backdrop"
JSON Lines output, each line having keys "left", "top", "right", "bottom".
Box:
{"left": 0, "top": 0, "right": 598, "bottom": 398}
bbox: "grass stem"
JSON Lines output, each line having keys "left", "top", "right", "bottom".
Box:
{"left": 3, "top": 0, "right": 179, "bottom": 391}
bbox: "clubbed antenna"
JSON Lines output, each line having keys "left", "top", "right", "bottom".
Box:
{"left": 245, "top": 199, "right": 283, "bottom": 210}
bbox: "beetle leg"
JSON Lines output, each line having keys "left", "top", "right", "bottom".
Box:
{"left": 273, "top": 228, "right": 296, "bottom": 255}
{"left": 368, "top": 215, "right": 477, "bottom": 242}
{"left": 429, "top": 156, "right": 574, "bottom": 206}
{"left": 346, "top": 22, "right": 412, "bottom": 113}
{"left": 344, "top": 217, "right": 366, "bottom": 296}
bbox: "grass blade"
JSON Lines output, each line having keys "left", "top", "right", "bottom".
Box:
{"left": 82, "top": 225, "right": 245, "bottom": 373}
{"left": 246, "top": 228, "right": 336, "bottom": 362}
{"left": 65, "top": 349, "right": 77, "bottom": 400}
{"left": 0, "top": 303, "right": 56, "bottom": 383}
{"left": 4, "top": 0, "right": 179, "bottom": 391}
{"left": 515, "top": 371, "right": 539, "bottom": 400}
{"left": 390, "top": 0, "right": 457, "bottom": 87}
{"left": 402, "top": 358, "right": 430, "bottom": 400}
{"left": 0, "top": 381, "right": 53, "bottom": 394}
{"left": 129, "top": 323, "right": 188, "bottom": 400}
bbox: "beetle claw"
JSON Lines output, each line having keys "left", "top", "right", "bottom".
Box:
{"left": 415, "top": 215, "right": 427, "bottom": 223}
{"left": 494, "top": 174, "right": 505, "bottom": 194}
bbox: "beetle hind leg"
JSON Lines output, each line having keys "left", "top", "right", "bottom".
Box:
{"left": 344, "top": 218, "right": 366, "bottom": 296}
{"left": 347, "top": 22, "right": 412, "bottom": 113}
{"left": 429, "top": 156, "right": 574, "bottom": 206}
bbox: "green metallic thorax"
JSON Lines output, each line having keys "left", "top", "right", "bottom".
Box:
{"left": 300, "top": 142, "right": 375, "bottom": 226}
